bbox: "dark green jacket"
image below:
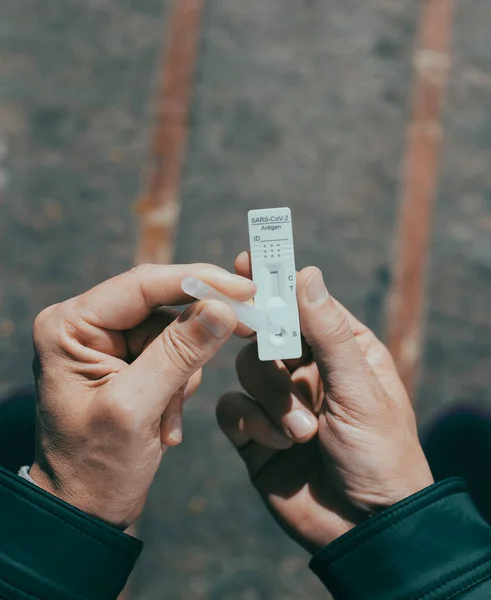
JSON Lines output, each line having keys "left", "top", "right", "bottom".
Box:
{"left": 0, "top": 467, "right": 141, "bottom": 599}
{"left": 311, "top": 478, "right": 491, "bottom": 599}
{"left": 0, "top": 470, "right": 490, "bottom": 599}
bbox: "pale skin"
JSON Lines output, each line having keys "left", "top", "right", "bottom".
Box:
{"left": 216, "top": 252, "right": 434, "bottom": 552}
{"left": 30, "top": 257, "right": 433, "bottom": 551}
{"left": 30, "top": 263, "right": 256, "bottom": 529}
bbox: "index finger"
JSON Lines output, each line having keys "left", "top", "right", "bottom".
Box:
{"left": 235, "top": 251, "right": 252, "bottom": 280}
{"left": 73, "top": 263, "right": 257, "bottom": 331}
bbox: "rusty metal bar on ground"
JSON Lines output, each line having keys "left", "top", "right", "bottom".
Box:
{"left": 386, "top": 0, "right": 455, "bottom": 400}
{"left": 122, "top": 3, "right": 206, "bottom": 598}
{"left": 134, "top": 0, "right": 206, "bottom": 266}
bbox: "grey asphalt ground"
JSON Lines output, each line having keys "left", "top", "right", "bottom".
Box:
{"left": 0, "top": 0, "right": 168, "bottom": 395}
{"left": 1, "top": 1, "right": 490, "bottom": 599}
{"left": 418, "top": 1, "right": 491, "bottom": 424}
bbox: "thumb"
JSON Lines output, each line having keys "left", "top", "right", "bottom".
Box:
{"left": 297, "top": 267, "right": 385, "bottom": 419}
{"left": 113, "top": 299, "right": 237, "bottom": 419}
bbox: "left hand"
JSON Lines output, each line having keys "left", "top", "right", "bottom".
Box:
{"left": 30, "top": 263, "right": 256, "bottom": 528}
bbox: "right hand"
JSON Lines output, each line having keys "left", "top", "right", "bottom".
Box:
{"left": 30, "top": 263, "right": 256, "bottom": 529}
{"left": 217, "top": 259, "right": 433, "bottom": 553}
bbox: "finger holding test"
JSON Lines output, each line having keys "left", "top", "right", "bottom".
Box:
{"left": 216, "top": 392, "right": 292, "bottom": 476}
{"left": 112, "top": 299, "right": 238, "bottom": 424}
{"left": 235, "top": 251, "right": 253, "bottom": 280}
{"left": 236, "top": 344, "right": 318, "bottom": 443}
{"left": 125, "top": 309, "right": 203, "bottom": 396}
{"left": 331, "top": 298, "right": 409, "bottom": 405}
{"left": 233, "top": 303, "right": 257, "bottom": 340}
{"left": 231, "top": 251, "right": 257, "bottom": 340}
{"left": 237, "top": 251, "right": 375, "bottom": 355}
{"left": 184, "top": 369, "right": 203, "bottom": 399}
{"left": 125, "top": 307, "right": 180, "bottom": 358}
{"left": 161, "top": 390, "right": 185, "bottom": 447}
{"left": 123, "top": 305, "right": 205, "bottom": 446}
{"left": 159, "top": 369, "right": 203, "bottom": 447}
{"left": 236, "top": 251, "right": 394, "bottom": 396}
{"left": 74, "top": 263, "right": 256, "bottom": 334}
{"left": 297, "top": 267, "right": 390, "bottom": 421}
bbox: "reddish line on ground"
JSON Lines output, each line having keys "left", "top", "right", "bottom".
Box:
{"left": 134, "top": 0, "right": 206, "bottom": 266}
{"left": 386, "top": 0, "right": 455, "bottom": 400}
{"left": 123, "top": 3, "right": 205, "bottom": 598}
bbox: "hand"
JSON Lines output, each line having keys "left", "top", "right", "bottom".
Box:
{"left": 30, "top": 263, "right": 256, "bottom": 529}
{"left": 216, "top": 253, "right": 433, "bottom": 553}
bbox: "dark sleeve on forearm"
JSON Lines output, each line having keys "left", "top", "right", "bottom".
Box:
{"left": 0, "top": 467, "right": 142, "bottom": 600}
{"left": 310, "top": 479, "right": 491, "bottom": 600}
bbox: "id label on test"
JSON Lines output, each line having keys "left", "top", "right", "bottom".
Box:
{"left": 248, "top": 207, "right": 302, "bottom": 361}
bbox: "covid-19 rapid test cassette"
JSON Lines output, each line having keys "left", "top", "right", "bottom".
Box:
{"left": 181, "top": 207, "right": 302, "bottom": 362}
{"left": 248, "top": 207, "right": 302, "bottom": 361}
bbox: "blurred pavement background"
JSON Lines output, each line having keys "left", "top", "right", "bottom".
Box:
{"left": 1, "top": 0, "right": 490, "bottom": 598}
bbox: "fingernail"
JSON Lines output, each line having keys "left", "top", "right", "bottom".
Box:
{"left": 169, "top": 415, "right": 182, "bottom": 443}
{"left": 285, "top": 410, "right": 317, "bottom": 440}
{"left": 271, "top": 428, "right": 294, "bottom": 449}
{"left": 196, "top": 305, "right": 230, "bottom": 339}
{"left": 306, "top": 270, "right": 328, "bottom": 304}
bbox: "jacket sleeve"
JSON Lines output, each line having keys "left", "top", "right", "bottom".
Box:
{"left": 310, "top": 478, "right": 491, "bottom": 600}
{"left": 0, "top": 466, "right": 142, "bottom": 600}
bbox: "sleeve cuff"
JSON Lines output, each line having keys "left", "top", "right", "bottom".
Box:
{"left": 0, "top": 466, "right": 142, "bottom": 599}
{"left": 17, "top": 465, "right": 35, "bottom": 484}
{"left": 310, "top": 479, "right": 491, "bottom": 600}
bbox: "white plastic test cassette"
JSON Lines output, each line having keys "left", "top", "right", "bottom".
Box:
{"left": 248, "top": 207, "right": 302, "bottom": 361}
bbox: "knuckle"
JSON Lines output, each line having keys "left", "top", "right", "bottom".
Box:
{"left": 357, "top": 328, "right": 395, "bottom": 370}
{"left": 322, "top": 309, "right": 353, "bottom": 344}
{"left": 52, "top": 303, "right": 83, "bottom": 350}
{"left": 324, "top": 391, "right": 368, "bottom": 428}
{"left": 97, "top": 387, "right": 138, "bottom": 433}
{"left": 161, "top": 326, "right": 203, "bottom": 372}
{"left": 191, "top": 262, "right": 215, "bottom": 273}
{"left": 369, "top": 341, "right": 393, "bottom": 368}
{"left": 361, "top": 328, "right": 394, "bottom": 366}
{"left": 130, "top": 263, "right": 155, "bottom": 277}
{"left": 129, "top": 263, "right": 159, "bottom": 309}
{"left": 32, "top": 304, "right": 61, "bottom": 346}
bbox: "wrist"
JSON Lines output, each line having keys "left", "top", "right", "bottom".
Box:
{"left": 353, "top": 472, "right": 436, "bottom": 520}
{"left": 29, "top": 463, "right": 132, "bottom": 529}
{"left": 29, "top": 463, "right": 79, "bottom": 510}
